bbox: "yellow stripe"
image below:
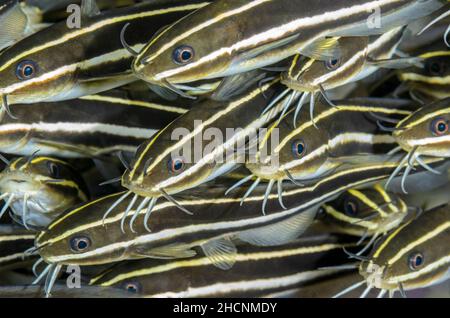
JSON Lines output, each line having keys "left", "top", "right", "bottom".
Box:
{"left": 400, "top": 106, "right": 450, "bottom": 130}
{"left": 0, "top": 3, "right": 210, "bottom": 72}
{"left": 323, "top": 205, "right": 378, "bottom": 230}
{"left": 373, "top": 221, "right": 412, "bottom": 258}
{"left": 275, "top": 105, "right": 410, "bottom": 151}
{"left": 148, "top": 0, "right": 409, "bottom": 80}
{"left": 9, "top": 158, "right": 21, "bottom": 170}
{"left": 38, "top": 157, "right": 445, "bottom": 248}
{"left": 348, "top": 189, "right": 388, "bottom": 218}
{"left": 419, "top": 51, "right": 450, "bottom": 59}
{"left": 387, "top": 254, "right": 450, "bottom": 284}
{"left": 132, "top": 80, "right": 277, "bottom": 181}
{"left": 79, "top": 95, "right": 187, "bottom": 114}
{"left": 91, "top": 242, "right": 353, "bottom": 286}
{"left": 38, "top": 159, "right": 410, "bottom": 246}
{"left": 144, "top": 0, "right": 273, "bottom": 62}
{"left": 387, "top": 222, "right": 450, "bottom": 265}
{"left": 399, "top": 73, "right": 450, "bottom": 85}
{"left": 373, "top": 184, "right": 399, "bottom": 213}
{"left": 0, "top": 234, "right": 35, "bottom": 243}
{"left": 128, "top": 124, "right": 173, "bottom": 180}
{"left": 42, "top": 191, "right": 126, "bottom": 235}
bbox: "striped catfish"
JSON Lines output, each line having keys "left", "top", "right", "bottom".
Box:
{"left": 318, "top": 184, "right": 409, "bottom": 237}
{"left": 0, "top": 224, "right": 35, "bottom": 272}
{"left": 132, "top": 0, "right": 445, "bottom": 92}
{"left": 32, "top": 155, "right": 449, "bottom": 297}
{"left": 0, "top": 88, "right": 190, "bottom": 158}
{"left": 0, "top": 0, "right": 211, "bottom": 112}
{"left": 398, "top": 49, "right": 450, "bottom": 101}
{"left": 237, "top": 99, "right": 412, "bottom": 212}
{"left": 0, "top": 156, "right": 88, "bottom": 229}
{"left": 335, "top": 204, "right": 450, "bottom": 298}
{"left": 275, "top": 27, "right": 408, "bottom": 123}
{"left": 387, "top": 98, "right": 450, "bottom": 192}
{"left": 118, "top": 79, "right": 290, "bottom": 222}
{"left": 89, "top": 236, "right": 356, "bottom": 298}
{"left": 316, "top": 184, "right": 409, "bottom": 255}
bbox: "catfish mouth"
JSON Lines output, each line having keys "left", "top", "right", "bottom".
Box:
{"left": 121, "top": 177, "right": 161, "bottom": 198}
{"left": 359, "top": 261, "right": 396, "bottom": 290}
{"left": 245, "top": 162, "right": 284, "bottom": 181}
{"left": 281, "top": 75, "right": 314, "bottom": 92}
{"left": 124, "top": 185, "right": 160, "bottom": 198}
{"left": 392, "top": 131, "right": 418, "bottom": 153}
{"left": 0, "top": 171, "right": 39, "bottom": 194}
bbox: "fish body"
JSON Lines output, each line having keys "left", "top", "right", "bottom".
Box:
{"left": 399, "top": 49, "right": 450, "bottom": 100}
{"left": 90, "top": 236, "right": 356, "bottom": 298}
{"left": 34, "top": 154, "right": 448, "bottom": 267}
{"left": 318, "top": 185, "right": 409, "bottom": 237}
{"left": 122, "top": 79, "right": 288, "bottom": 199}
{"left": 358, "top": 204, "right": 450, "bottom": 296}
{"left": 133, "top": 0, "right": 445, "bottom": 89}
{"left": 394, "top": 97, "right": 450, "bottom": 157}
{"left": 282, "top": 26, "right": 407, "bottom": 93}
{"left": 245, "top": 99, "right": 412, "bottom": 184}
{"left": 0, "top": 88, "right": 191, "bottom": 158}
{"left": 0, "top": 0, "right": 211, "bottom": 106}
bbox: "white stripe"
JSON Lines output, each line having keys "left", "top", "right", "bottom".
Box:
{"left": 0, "top": 252, "right": 26, "bottom": 264}
{"left": 0, "top": 234, "right": 34, "bottom": 243}
{"left": 153, "top": 0, "right": 403, "bottom": 80}
{"left": 0, "top": 122, "right": 156, "bottom": 139}
{"left": 0, "top": 3, "right": 211, "bottom": 72}
{"left": 281, "top": 133, "right": 395, "bottom": 171}
{"left": 147, "top": 269, "right": 341, "bottom": 298}
{"left": 46, "top": 168, "right": 390, "bottom": 263}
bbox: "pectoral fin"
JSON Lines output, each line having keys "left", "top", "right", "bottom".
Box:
{"left": 212, "top": 70, "right": 267, "bottom": 101}
{"left": 201, "top": 237, "right": 237, "bottom": 270}
{"left": 147, "top": 83, "right": 179, "bottom": 101}
{"left": 237, "top": 207, "right": 318, "bottom": 246}
{"left": 298, "top": 37, "right": 341, "bottom": 61}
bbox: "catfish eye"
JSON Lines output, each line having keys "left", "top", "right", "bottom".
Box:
{"left": 427, "top": 61, "right": 445, "bottom": 76}
{"left": 123, "top": 281, "right": 141, "bottom": 293}
{"left": 168, "top": 157, "right": 185, "bottom": 173}
{"left": 325, "top": 58, "right": 341, "bottom": 70}
{"left": 47, "top": 161, "right": 60, "bottom": 179}
{"left": 292, "top": 140, "right": 306, "bottom": 158}
{"left": 70, "top": 236, "right": 91, "bottom": 253}
{"left": 344, "top": 199, "right": 358, "bottom": 216}
{"left": 173, "top": 45, "right": 195, "bottom": 64}
{"left": 16, "top": 60, "right": 38, "bottom": 80}
{"left": 408, "top": 252, "right": 424, "bottom": 270}
{"left": 431, "top": 118, "right": 449, "bottom": 136}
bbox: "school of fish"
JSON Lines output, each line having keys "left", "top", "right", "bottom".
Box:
{"left": 0, "top": 0, "right": 449, "bottom": 298}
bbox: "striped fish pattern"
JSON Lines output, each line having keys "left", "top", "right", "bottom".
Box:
{"left": 89, "top": 236, "right": 357, "bottom": 298}
{"left": 0, "top": 0, "right": 211, "bottom": 107}
{"left": 335, "top": 203, "right": 450, "bottom": 298}
{"left": 0, "top": 88, "right": 191, "bottom": 157}
{"left": 0, "top": 0, "right": 448, "bottom": 299}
